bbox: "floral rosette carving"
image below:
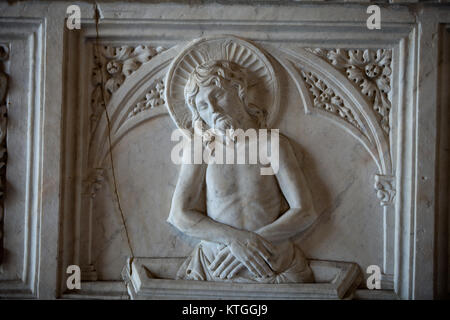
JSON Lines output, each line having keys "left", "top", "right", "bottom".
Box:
{"left": 91, "top": 45, "right": 165, "bottom": 131}
{"left": 310, "top": 49, "right": 392, "bottom": 134}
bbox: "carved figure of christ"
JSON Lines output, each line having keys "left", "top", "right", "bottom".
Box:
{"left": 167, "top": 60, "right": 317, "bottom": 283}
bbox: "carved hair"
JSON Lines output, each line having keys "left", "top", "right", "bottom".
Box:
{"left": 184, "top": 60, "right": 266, "bottom": 129}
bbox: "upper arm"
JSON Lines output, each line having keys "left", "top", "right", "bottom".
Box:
{"left": 275, "top": 135, "right": 315, "bottom": 213}
{"left": 167, "top": 162, "right": 207, "bottom": 226}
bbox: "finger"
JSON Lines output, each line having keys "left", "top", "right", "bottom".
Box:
{"left": 241, "top": 259, "right": 259, "bottom": 277}
{"left": 260, "top": 238, "right": 276, "bottom": 256}
{"left": 248, "top": 242, "right": 271, "bottom": 262}
{"left": 247, "top": 259, "right": 265, "bottom": 278}
{"left": 213, "top": 254, "right": 234, "bottom": 277}
{"left": 209, "top": 248, "right": 230, "bottom": 271}
{"left": 227, "top": 263, "right": 245, "bottom": 279}
{"left": 219, "top": 259, "right": 241, "bottom": 279}
{"left": 243, "top": 250, "right": 267, "bottom": 278}
{"left": 248, "top": 252, "right": 273, "bottom": 277}
{"left": 255, "top": 248, "right": 276, "bottom": 270}
{"left": 255, "top": 258, "right": 274, "bottom": 277}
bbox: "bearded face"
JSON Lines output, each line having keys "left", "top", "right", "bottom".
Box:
{"left": 184, "top": 60, "right": 263, "bottom": 145}
{"left": 193, "top": 81, "right": 247, "bottom": 141}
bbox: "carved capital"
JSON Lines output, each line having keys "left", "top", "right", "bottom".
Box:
{"left": 84, "top": 168, "right": 105, "bottom": 199}
{"left": 374, "top": 174, "right": 396, "bottom": 206}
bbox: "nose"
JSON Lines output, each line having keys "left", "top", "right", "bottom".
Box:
{"left": 206, "top": 98, "right": 221, "bottom": 114}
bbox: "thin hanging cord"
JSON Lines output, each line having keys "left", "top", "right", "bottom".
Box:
{"left": 93, "top": 4, "right": 135, "bottom": 271}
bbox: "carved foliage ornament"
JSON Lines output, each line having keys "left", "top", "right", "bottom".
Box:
{"left": 91, "top": 45, "right": 165, "bottom": 132}
{"left": 128, "top": 79, "right": 165, "bottom": 119}
{"left": 84, "top": 168, "right": 105, "bottom": 199}
{"left": 374, "top": 174, "right": 395, "bottom": 206}
{"left": 0, "top": 44, "right": 9, "bottom": 264}
{"left": 300, "top": 69, "right": 365, "bottom": 134}
{"left": 309, "top": 49, "right": 395, "bottom": 206}
{"left": 309, "top": 48, "right": 392, "bottom": 134}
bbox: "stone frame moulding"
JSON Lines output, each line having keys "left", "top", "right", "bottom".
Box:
{"left": 0, "top": 42, "right": 9, "bottom": 266}
{"left": 59, "top": 6, "right": 449, "bottom": 300}
{"left": 0, "top": 18, "right": 45, "bottom": 298}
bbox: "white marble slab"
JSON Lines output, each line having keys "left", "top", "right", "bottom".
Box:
{"left": 122, "top": 257, "right": 362, "bottom": 300}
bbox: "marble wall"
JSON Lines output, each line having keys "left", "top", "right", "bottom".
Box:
{"left": 0, "top": 0, "right": 448, "bottom": 299}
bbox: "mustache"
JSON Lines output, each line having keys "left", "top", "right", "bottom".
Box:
{"left": 210, "top": 113, "right": 236, "bottom": 144}
{"left": 212, "top": 113, "right": 235, "bottom": 130}
{"left": 192, "top": 117, "right": 237, "bottom": 146}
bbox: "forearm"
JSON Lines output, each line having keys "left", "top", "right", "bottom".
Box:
{"left": 168, "top": 209, "right": 246, "bottom": 245}
{"left": 255, "top": 207, "right": 316, "bottom": 243}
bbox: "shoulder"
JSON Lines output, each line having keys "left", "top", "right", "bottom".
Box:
{"left": 272, "top": 132, "right": 304, "bottom": 168}
{"left": 266, "top": 130, "right": 293, "bottom": 152}
{"left": 279, "top": 132, "right": 292, "bottom": 148}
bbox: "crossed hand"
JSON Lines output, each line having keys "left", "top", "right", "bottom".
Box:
{"left": 208, "top": 232, "right": 276, "bottom": 280}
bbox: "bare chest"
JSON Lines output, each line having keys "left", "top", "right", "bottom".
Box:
{"left": 205, "top": 164, "right": 282, "bottom": 229}
{"left": 206, "top": 164, "right": 278, "bottom": 196}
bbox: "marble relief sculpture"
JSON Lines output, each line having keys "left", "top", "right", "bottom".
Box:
{"left": 165, "top": 36, "right": 319, "bottom": 283}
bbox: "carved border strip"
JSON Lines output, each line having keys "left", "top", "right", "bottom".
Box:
{"left": 300, "top": 68, "right": 367, "bottom": 137}
{"left": 0, "top": 19, "right": 47, "bottom": 298}
{"left": 127, "top": 79, "right": 165, "bottom": 119}
{"left": 0, "top": 43, "right": 8, "bottom": 264}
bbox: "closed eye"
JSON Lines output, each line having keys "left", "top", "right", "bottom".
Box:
{"left": 197, "top": 103, "right": 208, "bottom": 110}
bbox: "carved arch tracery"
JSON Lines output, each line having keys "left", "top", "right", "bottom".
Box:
{"left": 87, "top": 40, "right": 396, "bottom": 206}
{"left": 267, "top": 47, "right": 395, "bottom": 206}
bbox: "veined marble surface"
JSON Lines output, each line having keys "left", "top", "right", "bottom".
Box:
{"left": 0, "top": 0, "right": 447, "bottom": 300}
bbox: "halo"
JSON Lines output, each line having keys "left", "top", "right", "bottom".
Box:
{"left": 164, "top": 35, "right": 279, "bottom": 136}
